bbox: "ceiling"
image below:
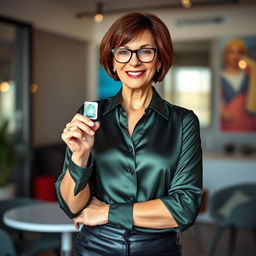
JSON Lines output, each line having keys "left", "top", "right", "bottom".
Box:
{"left": 48, "top": 0, "right": 241, "bottom": 17}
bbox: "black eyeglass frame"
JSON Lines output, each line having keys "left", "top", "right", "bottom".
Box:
{"left": 111, "top": 47, "right": 158, "bottom": 63}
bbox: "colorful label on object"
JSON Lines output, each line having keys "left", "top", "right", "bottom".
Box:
{"left": 83, "top": 101, "right": 98, "bottom": 120}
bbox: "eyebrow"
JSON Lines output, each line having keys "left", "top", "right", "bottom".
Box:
{"left": 121, "top": 44, "right": 153, "bottom": 48}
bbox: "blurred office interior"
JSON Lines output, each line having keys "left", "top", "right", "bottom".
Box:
{"left": 0, "top": 0, "right": 256, "bottom": 255}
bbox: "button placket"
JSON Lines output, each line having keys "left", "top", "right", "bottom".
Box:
{"left": 127, "top": 141, "right": 136, "bottom": 200}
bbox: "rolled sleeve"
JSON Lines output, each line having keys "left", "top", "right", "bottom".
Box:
{"left": 160, "top": 111, "right": 203, "bottom": 232}
{"left": 55, "top": 147, "right": 93, "bottom": 218}
{"left": 108, "top": 203, "right": 134, "bottom": 230}
{"left": 68, "top": 155, "right": 93, "bottom": 196}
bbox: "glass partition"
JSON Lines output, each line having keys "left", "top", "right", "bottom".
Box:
{"left": 0, "top": 16, "right": 32, "bottom": 196}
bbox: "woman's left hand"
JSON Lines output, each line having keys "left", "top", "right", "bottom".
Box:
{"left": 73, "top": 197, "right": 110, "bottom": 229}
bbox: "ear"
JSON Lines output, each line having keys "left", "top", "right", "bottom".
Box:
{"left": 156, "top": 60, "right": 161, "bottom": 72}
{"left": 112, "top": 60, "right": 117, "bottom": 73}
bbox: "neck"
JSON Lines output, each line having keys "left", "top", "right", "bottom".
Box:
{"left": 224, "top": 66, "right": 241, "bottom": 74}
{"left": 121, "top": 86, "right": 153, "bottom": 111}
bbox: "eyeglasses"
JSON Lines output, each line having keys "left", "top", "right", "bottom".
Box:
{"left": 111, "top": 47, "right": 158, "bottom": 63}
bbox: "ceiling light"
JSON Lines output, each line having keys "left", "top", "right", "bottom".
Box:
{"left": 76, "top": 1, "right": 238, "bottom": 19}
{"left": 181, "top": 0, "right": 192, "bottom": 8}
{"left": 0, "top": 82, "right": 10, "bottom": 93}
{"left": 94, "top": 2, "right": 104, "bottom": 23}
{"left": 30, "top": 83, "right": 39, "bottom": 93}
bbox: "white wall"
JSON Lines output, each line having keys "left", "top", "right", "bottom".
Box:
{"left": 0, "top": 0, "right": 94, "bottom": 41}
{"left": 93, "top": 3, "right": 256, "bottom": 44}
{"left": 33, "top": 30, "right": 88, "bottom": 145}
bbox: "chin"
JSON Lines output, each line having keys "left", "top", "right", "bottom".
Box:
{"left": 122, "top": 78, "right": 152, "bottom": 89}
{"left": 123, "top": 82, "right": 151, "bottom": 90}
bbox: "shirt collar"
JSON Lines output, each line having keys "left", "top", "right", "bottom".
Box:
{"left": 102, "top": 90, "right": 122, "bottom": 116}
{"left": 148, "top": 87, "right": 169, "bottom": 120}
{"left": 103, "top": 86, "right": 169, "bottom": 120}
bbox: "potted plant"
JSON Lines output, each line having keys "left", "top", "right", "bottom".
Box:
{"left": 0, "top": 119, "right": 23, "bottom": 198}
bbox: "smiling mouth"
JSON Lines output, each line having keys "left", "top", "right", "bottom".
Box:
{"left": 126, "top": 71, "right": 145, "bottom": 78}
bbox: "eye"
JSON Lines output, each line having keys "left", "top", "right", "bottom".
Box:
{"left": 116, "top": 48, "right": 130, "bottom": 56}
{"left": 140, "top": 48, "right": 153, "bottom": 55}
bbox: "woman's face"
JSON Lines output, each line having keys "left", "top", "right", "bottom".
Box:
{"left": 225, "top": 43, "right": 245, "bottom": 69}
{"left": 113, "top": 30, "right": 161, "bottom": 90}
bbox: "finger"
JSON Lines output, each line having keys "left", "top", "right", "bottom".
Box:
{"left": 71, "top": 114, "right": 95, "bottom": 127}
{"left": 68, "top": 121, "right": 95, "bottom": 136}
{"left": 90, "top": 196, "right": 97, "bottom": 202}
{"left": 90, "top": 197, "right": 102, "bottom": 206}
{"left": 62, "top": 128, "right": 85, "bottom": 144}
{"left": 92, "top": 121, "right": 100, "bottom": 132}
{"left": 74, "top": 222, "right": 80, "bottom": 230}
{"left": 68, "top": 128, "right": 88, "bottom": 140}
{"left": 74, "top": 215, "right": 82, "bottom": 223}
{"left": 61, "top": 128, "right": 77, "bottom": 142}
{"left": 74, "top": 218, "right": 81, "bottom": 229}
{"left": 67, "top": 125, "right": 95, "bottom": 138}
{"left": 61, "top": 131, "right": 71, "bottom": 142}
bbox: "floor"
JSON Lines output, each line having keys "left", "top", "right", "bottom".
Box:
{"left": 38, "top": 222, "right": 256, "bottom": 256}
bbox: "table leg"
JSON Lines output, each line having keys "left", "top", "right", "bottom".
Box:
{"left": 61, "top": 232, "right": 72, "bottom": 256}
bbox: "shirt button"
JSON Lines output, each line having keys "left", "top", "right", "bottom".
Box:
{"left": 128, "top": 146, "right": 133, "bottom": 152}
{"left": 127, "top": 167, "right": 134, "bottom": 174}
{"left": 145, "top": 108, "right": 150, "bottom": 114}
{"left": 128, "top": 196, "right": 135, "bottom": 202}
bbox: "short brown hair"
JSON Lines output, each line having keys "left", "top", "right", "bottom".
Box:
{"left": 100, "top": 12, "right": 174, "bottom": 82}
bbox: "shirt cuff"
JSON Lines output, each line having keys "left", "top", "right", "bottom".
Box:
{"left": 68, "top": 155, "right": 93, "bottom": 196}
{"left": 108, "top": 203, "right": 134, "bottom": 230}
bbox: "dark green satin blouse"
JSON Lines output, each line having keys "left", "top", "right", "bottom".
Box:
{"left": 55, "top": 87, "right": 202, "bottom": 233}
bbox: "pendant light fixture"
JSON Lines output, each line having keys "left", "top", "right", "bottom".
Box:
{"left": 94, "top": 2, "right": 104, "bottom": 23}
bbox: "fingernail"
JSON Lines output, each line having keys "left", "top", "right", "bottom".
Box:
{"left": 90, "top": 130, "right": 95, "bottom": 135}
{"left": 88, "top": 121, "right": 94, "bottom": 126}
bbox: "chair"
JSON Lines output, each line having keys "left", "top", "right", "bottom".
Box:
{"left": 208, "top": 183, "right": 256, "bottom": 256}
{"left": 0, "top": 228, "right": 16, "bottom": 256}
{"left": 0, "top": 198, "right": 60, "bottom": 256}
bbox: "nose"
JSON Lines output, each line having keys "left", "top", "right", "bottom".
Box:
{"left": 129, "top": 52, "right": 141, "bottom": 66}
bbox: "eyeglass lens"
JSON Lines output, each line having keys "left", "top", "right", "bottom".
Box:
{"left": 113, "top": 48, "right": 156, "bottom": 63}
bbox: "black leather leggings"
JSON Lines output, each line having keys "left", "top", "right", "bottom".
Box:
{"left": 75, "top": 224, "right": 182, "bottom": 256}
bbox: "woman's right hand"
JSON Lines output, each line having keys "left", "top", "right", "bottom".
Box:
{"left": 61, "top": 113, "right": 100, "bottom": 167}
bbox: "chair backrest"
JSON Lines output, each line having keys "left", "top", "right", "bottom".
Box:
{"left": 209, "top": 183, "right": 256, "bottom": 223}
{"left": 228, "top": 199, "right": 256, "bottom": 229}
{"left": 0, "top": 228, "right": 16, "bottom": 256}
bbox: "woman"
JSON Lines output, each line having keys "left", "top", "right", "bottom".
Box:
{"left": 220, "top": 39, "right": 256, "bottom": 132}
{"left": 55, "top": 12, "right": 202, "bottom": 256}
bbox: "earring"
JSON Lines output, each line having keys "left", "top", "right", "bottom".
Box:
{"left": 113, "top": 67, "right": 116, "bottom": 73}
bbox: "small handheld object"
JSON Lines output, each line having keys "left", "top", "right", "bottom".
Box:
{"left": 83, "top": 101, "right": 98, "bottom": 120}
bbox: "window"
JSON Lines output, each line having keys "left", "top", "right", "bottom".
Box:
{"left": 163, "top": 40, "right": 212, "bottom": 127}
{"left": 0, "top": 17, "right": 32, "bottom": 195}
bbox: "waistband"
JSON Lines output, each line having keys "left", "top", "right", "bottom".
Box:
{"left": 83, "top": 224, "right": 177, "bottom": 242}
